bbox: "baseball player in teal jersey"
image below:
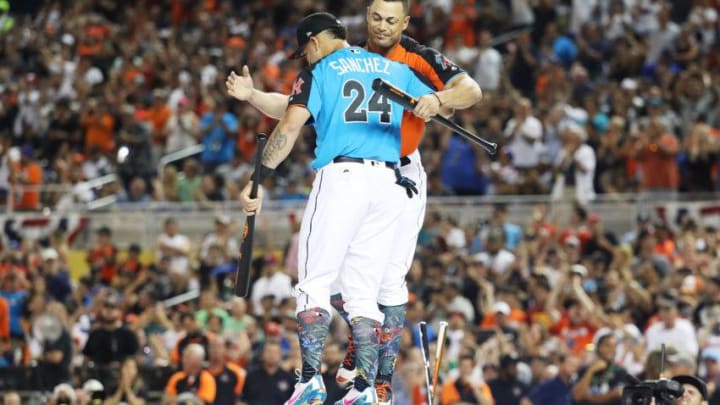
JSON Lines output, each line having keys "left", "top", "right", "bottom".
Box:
{"left": 238, "top": 12, "right": 438, "bottom": 405}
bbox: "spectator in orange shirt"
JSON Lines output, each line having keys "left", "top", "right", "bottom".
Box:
{"left": 208, "top": 335, "right": 245, "bottom": 405}
{"left": 441, "top": 354, "right": 494, "bottom": 405}
{"left": 11, "top": 146, "right": 42, "bottom": 211}
{"left": 170, "top": 0, "right": 192, "bottom": 25}
{"left": 146, "top": 89, "right": 172, "bottom": 157}
{"left": 445, "top": 0, "right": 476, "bottom": 46}
{"left": 0, "top": 296, "right": 9, "bottom": 356}
{"left": 634, "top": 118, "right": 679, "bottom": 195}
{"left": 546, "top": 267, "right": 608, "bottom": 356}
{"left": 77, "top": 32, "right": 103, "bottom": 57}
{"left": 87, "top": 226, "right": 118, "bottom": 285}
{"left": 117, "top": 244, "right": 144, "bottom": 276}
{"left": 653, "top": 220, "right": 676, "bottom": 263}
{"left": 236, "top": 109, "right": 267, "bottom": 162}
{"left": 82, "top": 98, "right": 115, "bottom": 154}
{"left": 481, "top": 296, "right": 528, "bottom": 329}
{"left": 550, "top": 296, "right": 598, "bottom": 356}
{"left": 165, "top": 343, "right": 216, "bottom": 405}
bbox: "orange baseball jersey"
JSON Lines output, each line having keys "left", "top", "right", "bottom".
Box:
{"left": 0, "top": 297, "right": 9, "bottom": 342}
{"left": 369, "top": 36, "right": 465, "bottom": 157}
{"left": 210, "top": 362, "right": 246, "bottom": 404}
{"left": 165, "top": 369, "right": 217, "bottom": 404}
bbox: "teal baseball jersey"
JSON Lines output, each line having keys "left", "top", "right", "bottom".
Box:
{"left": 287, "top": 46, "right": 433, "bottom": 170}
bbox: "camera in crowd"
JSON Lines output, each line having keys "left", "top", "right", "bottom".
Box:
{"left": 622, "top": 345, "right": 709, "bottom": 405}
{"left": 622, "top": 377, "right": 684, "bottom": 405}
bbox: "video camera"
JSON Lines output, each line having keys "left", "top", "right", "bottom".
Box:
{"left": 622, "top": 345, "right": 684, "bottom": 405}
{"left": 622, "top": 378, "right": 684, "bottom": 405}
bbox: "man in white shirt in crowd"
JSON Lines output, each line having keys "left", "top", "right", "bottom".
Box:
{"left": 504, "top": 98, "right": 544, "bottom": 173}
{"left": 571, "top": 0, "right": 597, "bottom": 33}
{"left": 445, "top": 33, "right": 479, "bottom": 70}
{"left": 445, "top": 278, "right": 475, "bottom": 323}
{"left": 166, "top": 96, "right": 199, "bottom": 154}
{"left": 552, "top": 122, "right": 596, "bottom": 205}
{"left": 511, "top": 0, "right": 534, "bottom": 27}
{"left": 81, "top": 146, "right": 112, "bottom": 180}
{"left": 250, "top": 253, "right": 292, "bottom": 316}
{"left": 443, "top": 216, "right": 467, "bottom": 253}
{"left": 473, "top": 29, "right": 503, "bottom": 93}
{"left": 473, "top": 227, "right": 516, "bottom": 277}
{"left": 645, "top": 293, "right": 698, "bottom": 360}
{"left": 199, "top": 214, "right": 238, "bottom": 264}
{"left": 156, "top": 217, "right": 192, "bottom": 275}
{"left": 645, "top": 6, "right": 679, "bottom": 65}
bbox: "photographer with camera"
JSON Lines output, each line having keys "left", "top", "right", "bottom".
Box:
{"left": 671, "top": 375, "right": 708, "bottom": 405}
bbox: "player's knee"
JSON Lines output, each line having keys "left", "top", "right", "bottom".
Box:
{"left": 377, "top": 286, "right": 409, "bottom": 308}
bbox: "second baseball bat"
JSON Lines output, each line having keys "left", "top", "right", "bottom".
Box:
{"left": 234, "top": 133, "right": 269, "bottom": 297}
{"left": 418, "top": 321, "right": 433, "bottom": 405}
{"left": 432, "top": 321, "right": 448, "bottom": 402}
{"left": 372, "top": 78, "right": 497, "bottom": 155}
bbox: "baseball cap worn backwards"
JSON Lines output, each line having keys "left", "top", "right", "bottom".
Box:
{"left": 672, "top": 375, "right": 708, "bottom": 400}
{"left": 291, "top": 12, "right": 345, "bottom": 59}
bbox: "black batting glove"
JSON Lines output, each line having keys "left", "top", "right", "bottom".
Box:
{"left": 395, "top": 168, "right": 418, "bottom": 199}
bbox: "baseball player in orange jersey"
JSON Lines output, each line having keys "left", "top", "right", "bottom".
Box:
{"left": 226, "top": 1, "right": 482, "bottom": 403}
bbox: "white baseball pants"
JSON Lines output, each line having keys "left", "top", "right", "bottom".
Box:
{"left": 295, "top": 159, "right": 407, "bottom": 323}
{"left": 329, "top": 150, "right": 427, "bottom": 307}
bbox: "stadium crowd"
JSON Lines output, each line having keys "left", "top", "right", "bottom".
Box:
{"left": 2, "top": 0, "right": 720, "bottom": 211}
{"left": 1, "top": 0, "right": 720, "bottom": 404}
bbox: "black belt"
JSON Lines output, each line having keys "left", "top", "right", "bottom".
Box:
{"left": 400, "top": 156, "right": 411, "bottom": 167}
{"left": 333, "top": 156, "right": 395, "bottom": 169}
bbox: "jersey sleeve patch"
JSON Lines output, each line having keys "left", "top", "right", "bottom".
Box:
{"left": 288, "top": 67, "right": 314, "bottom": 107}
{"left": 400, "top": 35, "right": 465, "bottom": 85}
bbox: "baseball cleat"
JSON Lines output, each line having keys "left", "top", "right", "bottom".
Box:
{"left": 336, "top": 365, "right": 358, "bottom": 388}
{"left": 334, "top": 387, "right": 378, "bottom": 405}
{"left": 284, "top": 374, "right": 327, "bottom": 405}
{"left": 376, "top": 381, "right": 392, "bottom": 404}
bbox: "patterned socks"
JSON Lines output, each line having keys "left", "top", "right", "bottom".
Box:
{"left": 377, "top": 303, "right": 405, "bottom": 384}
{"left": 297, "top": 308, "right": 331, "bottom": 383}
{"left": 331, "top": 293, "right": 356, "bottom": 369}
{"left": 351, "top": 317, "right": 381, "bottom": 391}
{"left": 331, "top": 294, "right": 406, "bottom": 388}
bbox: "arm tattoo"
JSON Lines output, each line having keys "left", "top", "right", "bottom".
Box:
{"left": 262, "top": 132, "right": 288, "bottom": 165}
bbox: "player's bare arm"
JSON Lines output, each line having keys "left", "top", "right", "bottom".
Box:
{"left": 239, "top": 105, "right": 310, "bottom": 216}
{"left": 437, "top": 72, "right": 483, "bottom": 109}
{"left": 413, "top": 73, "right": 482, "bottom": 119}
{"left": 226, "top": 65, "right": 289, "bottom": 120}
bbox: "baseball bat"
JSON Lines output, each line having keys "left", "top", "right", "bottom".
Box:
{"left": 372, "top": 78, "right": 498, "bottom": 155}
{"left": 418, "top": 321, "right": 433, "bottom": 405}
{"left": 234, "top": 133, "right": 269, "bottom": 297}
{"left": 431, "top": 321, "right": 448, "bottom": 402}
